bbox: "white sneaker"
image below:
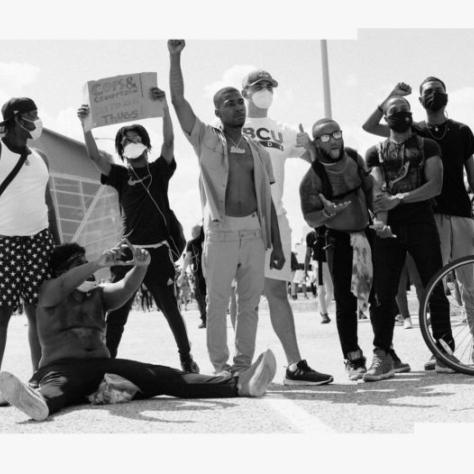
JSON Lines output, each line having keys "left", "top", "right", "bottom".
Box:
{"left": 0, "top": 372, "right": 49, "bottom": 421}
{"left": 403, "top": 317, "right": 413, "bottom": 329}
{"left": 237, "top": 350, "right": 277, "bottom": 397}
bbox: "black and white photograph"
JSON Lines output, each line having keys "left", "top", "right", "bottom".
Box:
{"left": 1, "top": 1, "right": 474, "bottom": 473}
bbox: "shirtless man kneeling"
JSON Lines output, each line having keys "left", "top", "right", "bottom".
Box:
{"left": 0, "top": 241, "right": 276, "bottom": 421}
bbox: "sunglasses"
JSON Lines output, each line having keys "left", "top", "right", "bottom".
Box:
{"left": 315, "top": 130, "right": 343, "bottom": 143}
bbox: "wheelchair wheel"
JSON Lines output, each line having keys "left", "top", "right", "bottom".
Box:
{"left": 419, "top": 256, "right": 474, "bottom": 375}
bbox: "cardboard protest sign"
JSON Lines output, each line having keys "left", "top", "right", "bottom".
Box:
{"left": 83, "top": 72, "right": 163, "bottom": 131}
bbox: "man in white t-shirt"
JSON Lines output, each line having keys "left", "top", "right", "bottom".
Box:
{"left": 0, "top": 97, "right": 60, "bottom": 378}
{"left": 242, "top": 70, "right": 333, "bottom": 385}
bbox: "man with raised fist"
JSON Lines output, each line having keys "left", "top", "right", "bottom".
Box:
{"left": 168, "top": 39, "right": 284, "bottom": 376}
{"left": 363, "top": 79, "right": 474, "bottom": 370}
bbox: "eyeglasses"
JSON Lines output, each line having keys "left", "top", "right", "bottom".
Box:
{"left": 315, "top": 130, "right": 343, "bottom": 143}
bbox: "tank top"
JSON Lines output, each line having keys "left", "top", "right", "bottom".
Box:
{"left": 0, "top": 143, "right": 49, "bottom": 236}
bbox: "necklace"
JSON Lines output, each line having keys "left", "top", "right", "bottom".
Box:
{"left": 226, "top": 134, "right": 246, "bottom": 154}
{"left": 426, "top": 120, "right": 449, "bottom": 141}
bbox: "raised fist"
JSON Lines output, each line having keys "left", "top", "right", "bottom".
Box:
{"left": 168, "top": 40, "right": 185, "bottom": 55}
{"left": 390, "top": 82, "right": 412, "bottom": 97}
{"left": 77, "top": 104, "right": 90, "bottom": 124}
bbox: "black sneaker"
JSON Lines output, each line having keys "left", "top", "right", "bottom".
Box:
{"left": 321, "top": 313, "right": 331, "bottom": 324}
{"left": 180, "top": 356, "right": 200, "bottom": 374}
{"left": 345, "top": 357, "right": 367, "bottom": 381}
{"left": 283, "top": 360, "right": 333, "bottom": 386}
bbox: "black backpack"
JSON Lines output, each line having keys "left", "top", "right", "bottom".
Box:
{"left": 310, "top": 147, "right": 370, "bottom": 201}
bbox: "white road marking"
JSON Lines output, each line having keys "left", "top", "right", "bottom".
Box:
{"left": 265, "top": 392, "right": 335, "bottom": 433}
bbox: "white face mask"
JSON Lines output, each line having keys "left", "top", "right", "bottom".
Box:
{"left": 123, "top": 142, "right": 147, "bottom": 160}
{"left": 20, "top": 117, "right": 43, "bottom": 140}
{"left": 251, "top": 90, "right": 273, "bottom": 109}
{"left": 76, "top": 280, "right": 99, "bottom": 293}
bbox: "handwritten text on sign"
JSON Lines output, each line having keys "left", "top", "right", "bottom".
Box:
{"left": 83, "top": 72, "right": 163, "bottom": 131}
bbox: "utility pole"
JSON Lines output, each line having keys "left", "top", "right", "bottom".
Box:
{"left": 320, "top": 40, "right": 332, "bottom": 119}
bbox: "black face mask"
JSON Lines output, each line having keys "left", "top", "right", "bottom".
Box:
{"left": 421, "top": 91, "right": 448, "bottom": 112}
{"left": 386, "top": 111, "right": 413, "bottom": 133}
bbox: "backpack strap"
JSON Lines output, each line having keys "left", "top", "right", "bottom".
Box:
{"left": 0, "top": 146, "right": 30, "bottom": 199}
{"left": 310, "top": 159, "right": 333, "bottom": 199}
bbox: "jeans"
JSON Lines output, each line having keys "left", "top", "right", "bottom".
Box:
{"left": 30, "top": 358, "right": 238, "bottom": 415}
{"left": 105, "top": 246, "right": 192, "bottom": 361}
{"left": 203, "top": 213, "right": 265, "bottom": 373}
{"left": 370, "top": 216, "right": 453, "bottom": 352}
{"left": 326, "top": 229, "right": 364, "bottom": 358}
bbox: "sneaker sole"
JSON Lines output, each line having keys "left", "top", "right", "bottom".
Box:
{"left": 348, "top": 372, "right": 366, "bottom": 381}
{"left": 248, "top": 350, "right": 277, "bottom": 397}
{"left": 0, "top": 372, "right": 49, "bottom": 421}
{"left": 393, "top": 366, "right": 411, "bottom": 374}
{"left": 435, "top": 366, "right": 456, "bottom": 374}
{"left": 283, "top": 376, "right": 334, "bottom": 386}
{"left": 363, "top": 370, "right": 395, "bottom": 382}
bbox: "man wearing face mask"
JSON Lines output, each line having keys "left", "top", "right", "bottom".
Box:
{"left": 241, "top": 70, "right": 333, "bottom": 385}
{"left": 0, "top": 97, "right": 60, "bottom": 379}
{"left": 363, "top": 79, "right": 474, "bottom": 369}
{"left": 299, "top": 118, "right": 386, "bottom": 381}
{"left": 77, "top": 87, "right": 199, "bottom": 374}
{"left": 365, "top": 96, "right": 455, "bottom": 377}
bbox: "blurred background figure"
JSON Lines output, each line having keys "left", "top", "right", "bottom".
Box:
{"left": 178, "top": 224, "right": 207, "bottom": 328}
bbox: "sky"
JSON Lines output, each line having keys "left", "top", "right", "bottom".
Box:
{"left": 3, "top": 0, "right": 474, "bottom": 470}
{"left": 3, "top": 30, "right": 474, "bottom": 244}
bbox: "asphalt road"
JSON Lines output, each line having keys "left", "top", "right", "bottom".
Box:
{"left": 2, "top": 292, "right": 474, "bottom": 435}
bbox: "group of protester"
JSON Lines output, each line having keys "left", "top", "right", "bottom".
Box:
{"left": 0, "top": 39, "right": 473, "bottom": 422}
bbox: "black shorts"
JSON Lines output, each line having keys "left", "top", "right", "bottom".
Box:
{"left": 0, "top": 228, "right": 54, "bottom": 310}
{"left": 110, "top": 244, "right": 175, "bottom": 286}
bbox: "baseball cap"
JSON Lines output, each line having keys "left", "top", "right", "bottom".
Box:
{"left": 1, "top": 97, "right": 37, "bottom": 125}
{"left": 242, "top": 70, "right": 278, "bottom": 89}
